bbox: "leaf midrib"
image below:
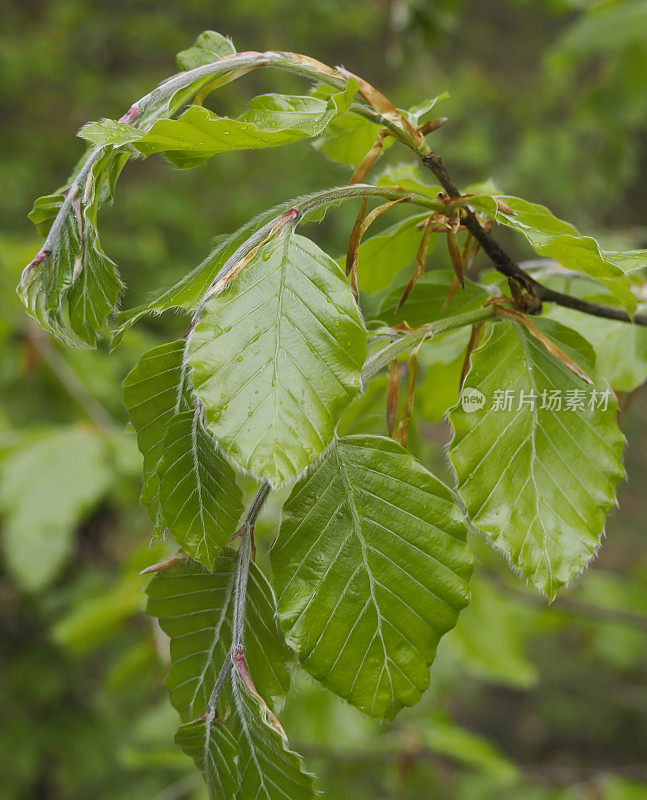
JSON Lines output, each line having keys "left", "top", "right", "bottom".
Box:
{"left": 332, "top": 442, "right": 395, "bottom": 710}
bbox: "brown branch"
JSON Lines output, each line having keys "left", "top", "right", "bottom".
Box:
{"left": 420, "top": 151, "right": 647, "bottom": 327}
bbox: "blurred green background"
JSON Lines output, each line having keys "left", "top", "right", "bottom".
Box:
{"left": 1, "top": 1, "right": 647, "bottom": 798}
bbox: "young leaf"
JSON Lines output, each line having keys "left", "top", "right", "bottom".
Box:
{"left": 111, "top": 204, "right": 289, "bottom": 344}
{"left": 176, "top": 30, "right": 236, "bottom": 70}
{"left": 404, "top": 93, "right": 449, "bottom": 126}
{"left": 271, "top": 434, "right": 472, "bottom": 720}
{"left": 313, "top": 110, "right": 394, "bottom": 167}
{"left": 122, "top": 340, "right": 188, "bottom": 530}
{"left": 0, "top": 427, "right": 111, "bottom": 592}
{"left": 189, "top": 230, "right": 366, "bottom": 485}
{"left": 542, "top": 281, "right": 647, "bottom": 391}
{"left": 80, "top": 82, "right": 358, "bottom": 169}
{"left": 175, "top": 711, "right": 239, "bottom": 800}
{"left": 157, "top": 410, "right": 244, "bottom": 567}
{"left": 470, "top": 194, "right": 638, "bottom": 312}
{"left": 19, "top": 148, "right": 129, "bottom": 347}
{"left": 448, "top": 318, "right": 625, "bottom": 599}
{"left": 229, "top": 670, "right": 315, "bottom": 800}
{"left": 146, "top": 552, "right": 292, "bottom": 721}
{"left": 123, "top": 340, "right": 244, "bottom": 563}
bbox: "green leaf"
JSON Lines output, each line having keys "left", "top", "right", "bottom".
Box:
{"left": 448, "top": 318, "right": 625, "bottom": 599}
{"left": 28, "top": 193, "right": 65, "bottom": 237}
{"left": 375, "top": 162, "right": 441, "bottom": 198}
{"left": 541, "top": 281, "right": 647, "bottom": 391}
{"left": 470, "top": 194, "right": 638, "bottom": 311}
{"left": 175, "top": 712, "right": 239, "bottom": 800}
{"left": 413, "top": 714, "right": 520, "bottom": 784}
{"left": 111, "top": 205, "right": 287, "bottom": 345}
{"left": 176, "top": 30, "right": 236, "bottom": 70}
{"left": 80, "top": 82, "right": 358, "bottom": 168}
{"left": 19, "top": 148, "right": 128, "bottom": 347}
{"left": 271, "top": 434, "right": 472, "bottom": 720}
{"left": 404, "top": 92, "right": 449, "bottom": 126}
{"left": 189, "top": 230, "right": 366, "bottom": 485}
{"left": 349, "top": 212, "right": 431, "bottom": 294}
{"left": 313, "top": 110, "right": 393, "bottom": 167}
{"left": 157, "top": 411, "right": 244, "bottom": 567}
{"left": 229, "top": 671, "right": 315, "bottom": 800}
{"left": 122, "top": 340, "right": 188, "bottom": 530}
{"left": 0, "top": 427, "right": 111, "bottom": 592}
{"left": 447, "top": 577, "right": 538, "bottom": 688}
{"left": 146, "top": 552, "right": 292, "bottom": 722}
{"left": 551, "top": 306, "right": 647, "bottom": 392}
{"left": 378, "top": 270, "right": 489, "bottom": 327}
{"left": 123, "top": 340, "right": 244, "bottom": 563}
{"left": 416, "top": 328, "right": 473, "bottom": 424}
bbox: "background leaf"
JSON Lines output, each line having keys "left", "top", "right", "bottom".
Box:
{"left": 0, "top": 426, "right": 111, "bottom": 592}
{"left": 377, "top": 270, "right": 489, "bottom": 327}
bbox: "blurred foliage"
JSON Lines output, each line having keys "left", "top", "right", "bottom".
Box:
{"left": 1, "top": 0, "right": 647, "bottom": 798}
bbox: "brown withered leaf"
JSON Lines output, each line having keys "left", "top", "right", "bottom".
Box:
{"left": 346, "top": 198, "right": 368, "bottom": 299}
{"left": 336, "top": 66, "right": 423, "bottom": 146}
{"left": 204, "top": 209, "right": 299, "bottom": 302}
{"left": 348, "top": 130, "right": 389, "bottom": 185}
{"left": 346, "top": 197, "right": 410, "bottom": 299}
{"left": 140, "top": 553, "right": 187, "bottom": 575}
{"left": 396, "top": 216, "right": 436, "bottom": 312}
{"left": 418, "top": 117, "right": 448, "bottom": 137}
{"left": 446, "top": 227, "right": 465, "bottom": 289}
{"left": 394, "top": 353, "right": 419, "bottom": 448}
{"left": 495, "top": 198, "right": 516, "bottom": 216}
{"left": 498, "top": 307, "right": 594, "bottom": 385}
{"left": 278, "top": 51, "right": 345, "bottom": 82}
{"left": 386, "top": 359, "right": 400, "bottom": 437}
{"left": 441, "top": 275, "right": 461, "bottom": 312}
{"left": 459, "top": 321, "right": 486, "bottom": 391}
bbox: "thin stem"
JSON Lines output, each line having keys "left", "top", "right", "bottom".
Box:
{"left": 27, "top": 324, "right": 117, "bottom": 432}
{"left": 185, "top": 184, "right": 445, "bottom": 336}
{"left": 232, "top": 480, "right": 271, "bottom": 652}
{"left": 205, "top": 479, "right": 271, "bottom": 709}
{"left": 420, "top": 151, "right": 647, "bottom": 327}
{"left": 361, "top": 306, "right": 496, "bottom": 382}
{"left": 207, "top": 651, "right": 232, "bottom": 709}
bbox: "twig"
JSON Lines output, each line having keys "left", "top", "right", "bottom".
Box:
{"left": 26, "top": 324, "right": 117, "bottom": 432}
{"left": 420, "top": 151, "right": 647, "bottom": 327}
{"left": 232, "top": 480, "right": 271, "bottom": 652}
{"left": 490, "top": 572, "right": 647, "bottom": 631}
